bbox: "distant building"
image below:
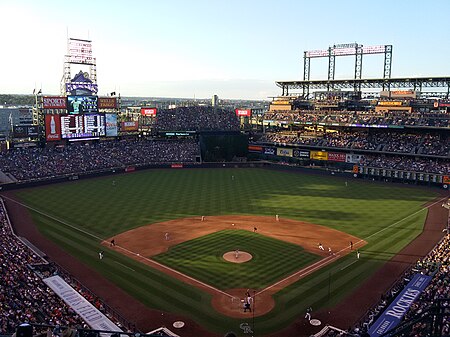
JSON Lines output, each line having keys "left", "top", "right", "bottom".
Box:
{"left": 0, "top": 108, "right": 33, "bottom": 136}
{"left": 212, "top": 95, "right": 219, "bottom": 107}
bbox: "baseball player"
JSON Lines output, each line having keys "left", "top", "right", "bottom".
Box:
{"left": 305, "top": 307, "right": 312, "bottom": 321}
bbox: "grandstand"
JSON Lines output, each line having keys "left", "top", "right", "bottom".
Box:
{"left": 247, "top": 43, "right": 449, "bottom": 189}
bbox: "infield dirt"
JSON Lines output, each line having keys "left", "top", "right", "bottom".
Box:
{"left": 105, "top": 215, "right": 365, "bottom": 318}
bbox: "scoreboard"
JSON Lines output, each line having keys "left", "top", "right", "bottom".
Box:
{"left": 61, "top": 114, "right": 105, "bottom": 139}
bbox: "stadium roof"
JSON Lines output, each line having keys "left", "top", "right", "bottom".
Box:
{"left": 276, "top": 76, "right": 450, "bottom": 92}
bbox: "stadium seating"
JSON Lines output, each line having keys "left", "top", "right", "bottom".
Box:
{"left": 0, "top": 139, "right": 199, "bottom": 181}
{"left": 0, "top": 200, "right": 127, "bottom": 335}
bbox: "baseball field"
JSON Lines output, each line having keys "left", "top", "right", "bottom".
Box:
{"left": 8, "top": 168, "right": 441, "bottom": 335}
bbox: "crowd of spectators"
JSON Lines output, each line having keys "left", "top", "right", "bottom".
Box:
{"left": 361, "top": 155, "right": 450, "bottom": 174}
{"left": 258, "top": 132, "right": 322, "bottom": 147}
{"left": 154, "top": 106, "right": 240, "bottom": 132}
{"left": 0, "top": 201, "right": 86, "bottom": 334}
{"left": 0, "top": 139, "right": 200, "bottom": 181}
{"left": 258, "top": 130, "right": 449, "bottom": 157}
{"left": 264, "top": 109, "right": 450, "bottom": 128}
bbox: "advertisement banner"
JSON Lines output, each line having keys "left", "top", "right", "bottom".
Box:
{"left": 378, "top": 101, "right": 403, "bottom": 106}
{"left": 43, "top": 276, "right": 121, "bottom": 332}
{"left": 105, "top": 114, "right": 118, "bottom": 137}
{"left": 310, "top": 151, "right": 328, "bottom": 161}
{"left": 14, "top": 125, "right": 40, "bottom": 138}
{"left": 346, "top": 154, "right": 364, "bottom": 164}
{"left": 293, "top": 149, "right": 310, "bottom": 158}
{"left": 264, "top": 147, "right": 276, "bottom": 155}
{"left": 141, "top": 107, "right": 157, "bottom": 116}
{"left": 43, "top": 96, "right": 67, "bottom": 109}
{"left": 121, "top": 121, "right": 139, "bottom": 132}
{"left": 248, "top": 145, "right": 263, "bottom": 153}
{"left": 368, "top": 273, "right": 432, "bottom": 337}
{"left": 98, "top": 97, "right": 117, "bottom": 109}
{"left": 235, "top": 108, "right": 252, "bottom": 117}
{"left": 45, "top": 115, "right": 61, "bottom": 141}
{"left": 27, "top": 125, "right": 39, "bottom": 136}
{"left": 12, "top": 125, "right": 28, "bottom": 138}
{"left": 277, "top": 148, "right": 293, "bottom": 157}
{"left": 328, "top": 152, "right": 346, "bottom": 162}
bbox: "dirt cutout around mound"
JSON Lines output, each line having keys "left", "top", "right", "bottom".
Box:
{"left": 105, "top": 215, "right": 365, "bottom": 318}
{"left": 223, "top": 251, "right": 253, "bottom": 263}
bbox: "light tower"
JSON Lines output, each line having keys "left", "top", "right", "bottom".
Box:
{"left": 60, "top": 38, "right": 98, "bottom": 96}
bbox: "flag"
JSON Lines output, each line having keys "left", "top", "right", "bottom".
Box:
{"left": 37, "top": 89, "right": 42, "bottom": 95}
{"left": 33, "top": 88, "right": 35, "bottom": 95}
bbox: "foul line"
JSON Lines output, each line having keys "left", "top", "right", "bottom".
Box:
{"left": 340, "top": 260, "right": 358, "bottom": 271}
{"left": 258, "top": 254, "right": 340, "bottom": 295}
{"left": 349, "top": 195, "right": 448, "bottom": 253}
{"left": 114, "top": 261, "right": 136, "bottom": 272}
{"left": 1, "top": 195, "right": 103, "bottom": 241}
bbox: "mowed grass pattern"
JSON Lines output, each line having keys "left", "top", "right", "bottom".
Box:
{"left": 153, "top": 229, "right": 320, "bottom": 289}
{"left": 14, "top": 168, "right": 438, "bottom": 335}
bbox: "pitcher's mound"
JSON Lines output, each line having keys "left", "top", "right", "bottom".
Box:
{"left": 223, "top": 251, "right": 252, "bottom": 263}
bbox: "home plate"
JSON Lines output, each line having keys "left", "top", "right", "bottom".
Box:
{"left": 173, "top": 321, "right": 185, "bottom": 328}
{"left": 309, "top": 319, "right": 321, "bottom": 326}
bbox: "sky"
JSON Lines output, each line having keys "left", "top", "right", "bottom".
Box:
{"left": 1, "top": 0, "right": 450, "bottom": 100}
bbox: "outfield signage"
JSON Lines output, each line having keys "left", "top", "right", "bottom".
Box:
{"left": 43, "top": 276, "right": 122, "bottom": 332}
{"left": 293, "top": 149, "right": 310, "bottom": 158}
{"left": 368, "top": 273, "right": 432, "bottom": 337}
{"left": 328, "top": 152, "right": 346, "bottom": 162}
{"left": 43, "top": 96, "right": 67, "bottom": 109}
{"left": 98, "top": 97, "right": 117, "bottom": 109}
{"left": 45, "top": 115, "right": 62, "bottom": 141}
{"left": 141, "top": 107, "right": 157, "bottom": 116}
{"left": 248, "top": 145, "right": 263, "bottom": 153}
{"left": 264, "top": 147, "right": 276, "bottom": 155}
{"left": 277, "top": 148, "right": 293, "bottom": 157}
{"left": 346, "top": 154, "right": 364, "bottom": 164}
{"left": 310, "top": 150, "right": 328, "bottom": 161}
{"left": 235, "top": 108, "right": 251, "bottom": 117}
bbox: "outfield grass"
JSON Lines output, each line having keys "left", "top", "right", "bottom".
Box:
{"left": 153, "top": 229, "right": 320, "bottom": 289}
{"left": 15, "top": 168, "right": 438, "bottom": 335}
